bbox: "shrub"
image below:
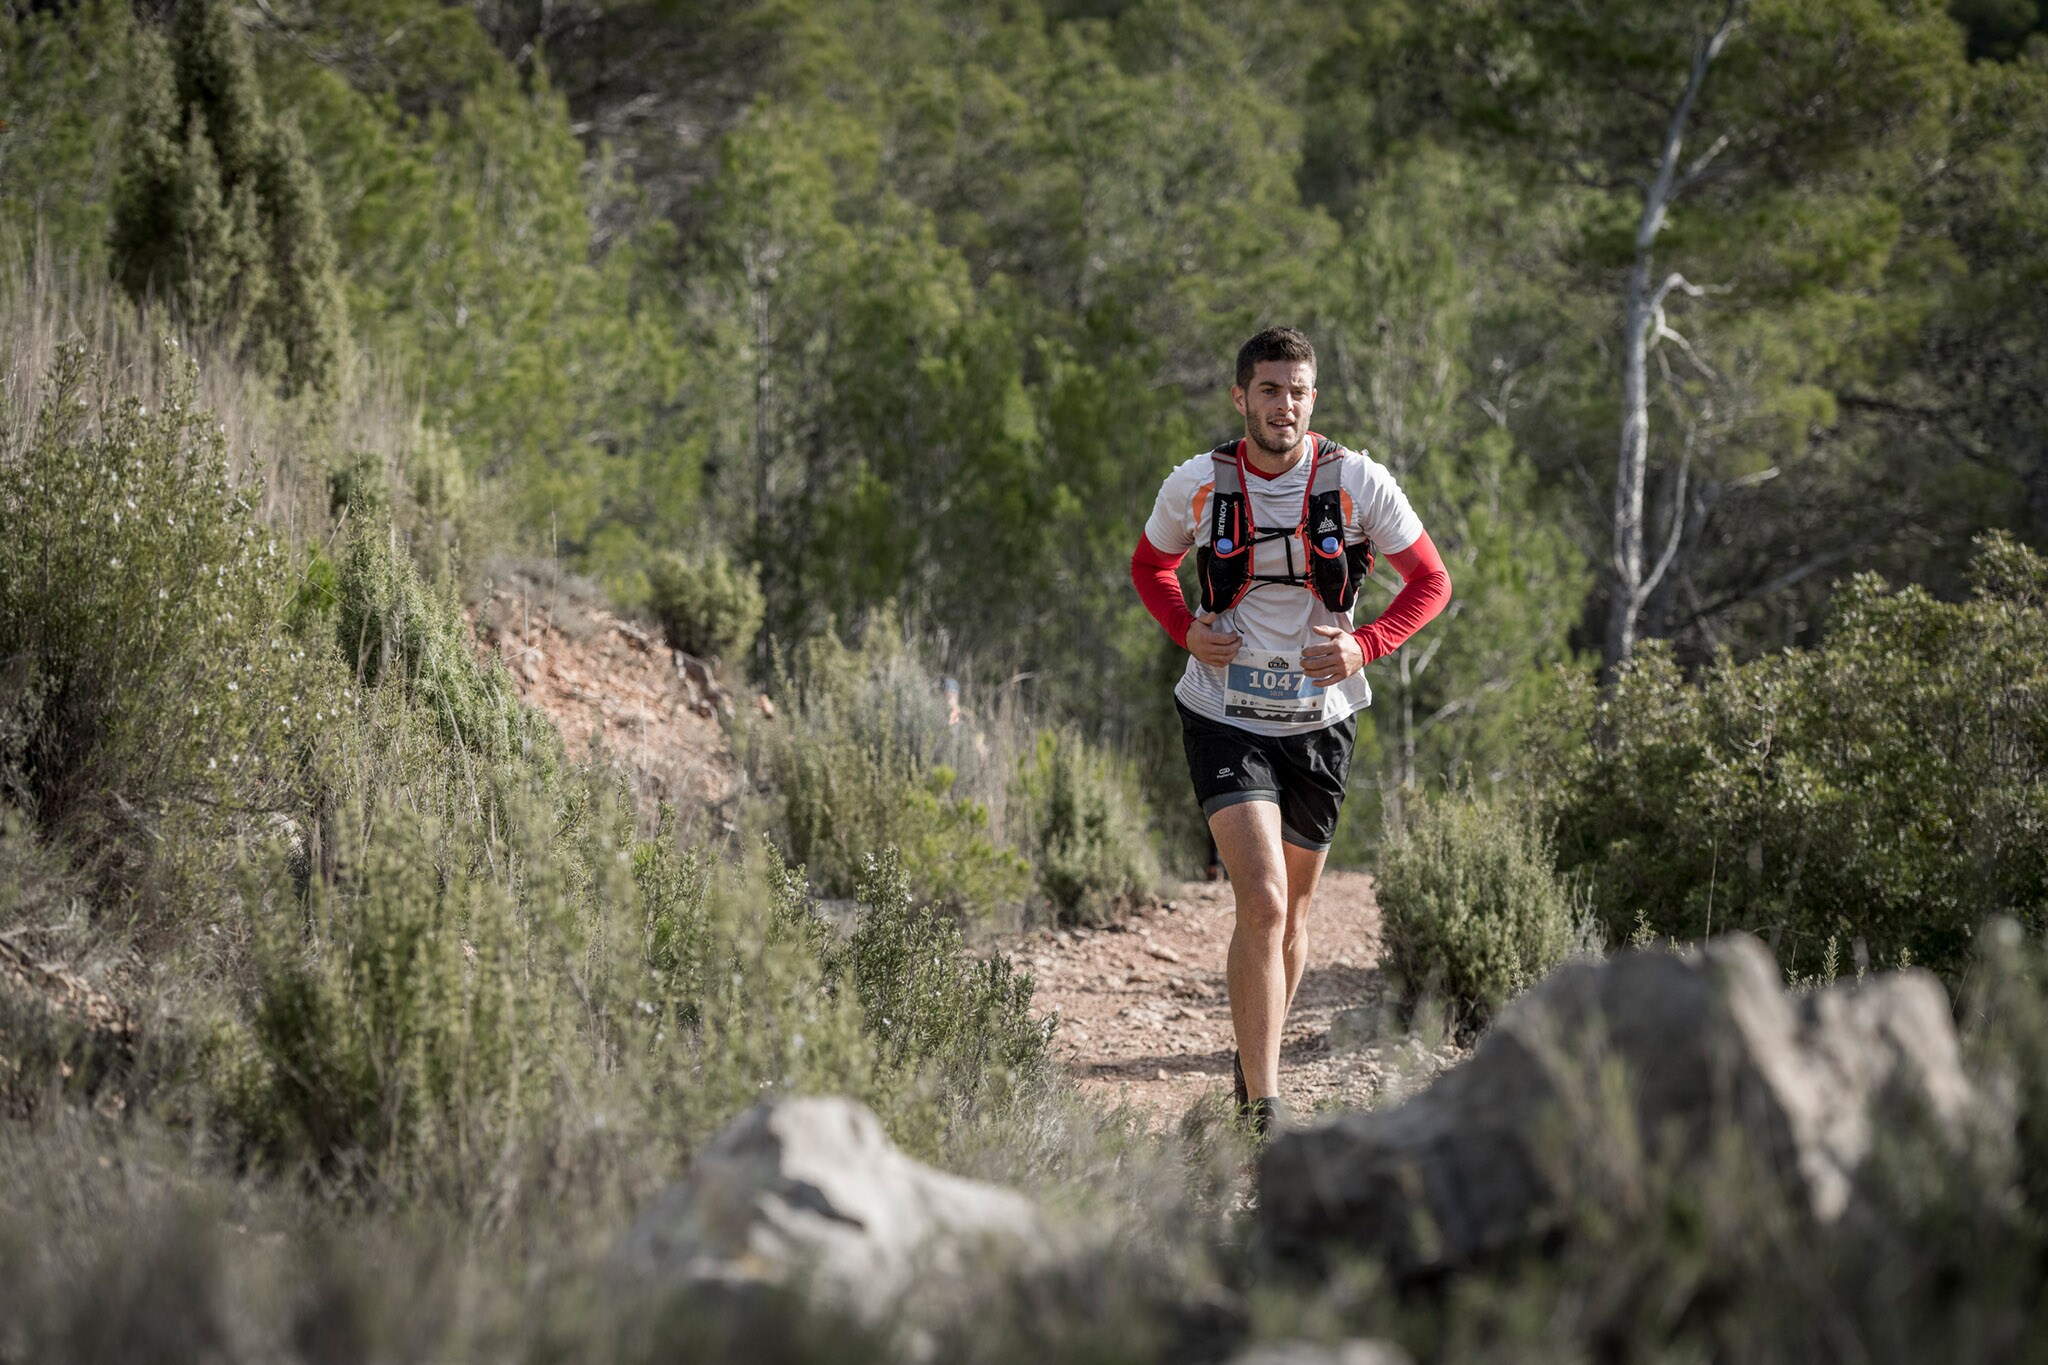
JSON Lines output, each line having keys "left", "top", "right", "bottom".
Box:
{"left": 1377, "top": 789, "right": 1592, "bottom": 1031}
{"left": 230, "top": 772, "right": 741, "bottom": 1195}
{"left": 229, "top": 746, "right": 1051, "bottom": 1196}
{"left": 242, "top": 797, "right": 558, "bottom": 1186}
{"left": 1010, "top": 728, "right": 1158, "bottom": 925}
{"left": 334, "top": 491, "right": 551, "bottom": 775}
{"left": 0, "top": 341, "right": 329, "bottom": 904}
{"left": 739, "top": 624, "right": 1030, "bottom": 916}
{"left": 1527, "top": 534, "right": 2048, "bottom": 984}
{"left": 361, "top": 419, "right": 481, "bottom": 590}
{"left": 644, "top": 545, "right": 763, "bottom": 665}
{"left": 843, "top": 849, "right": 1052, "bottom": 1121}
{"left": 741, "top": 623, "right": 1167, "bottom": 924}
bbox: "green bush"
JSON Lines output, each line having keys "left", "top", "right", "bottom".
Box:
{"left": 229, "top": 772, "right": 799, "bottom": 1194}
{"left": 231, "top": 777, "right": 1052, "bottom": 1192}
{"left": 243, "top": 798, "right": 557, "bottom": 1185}
{"left": 1377, "top": 789, "right": 1592, "bottom": 1030}
{"left": 1010, "top": 728, "right": 1158, "bottom": 925}
{"left": 843, "top": 849, "right": 1052, "bottom": 1123}
{"left": 0, "top": 342, "right": 329, "bottom": 903}
{"left": 644, "top": 546, "right": 764, "bottom": 665}
{"left": 1528, "top": 534, "right": 2048, "bottom": 984}
{"left": 334, "top": 491, "right": 551, "bottom": 775}
{"left": 739, "top": 624, "right": 1030, "bottom": 916}
{"left": 739, "top": 622, "right": 1165, "bottom": 923}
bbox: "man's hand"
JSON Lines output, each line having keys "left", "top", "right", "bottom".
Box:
{"left": 1302, "top": 624, "right": 1365, "bottom": 684}
{"left": 1186, "top": 611, "right": 1241, "bottom": 666}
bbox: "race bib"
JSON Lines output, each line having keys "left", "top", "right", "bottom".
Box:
{"left": 1224, "top": 649, "right": 1325, "bottom": 725}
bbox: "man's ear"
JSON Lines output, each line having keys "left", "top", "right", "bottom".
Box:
{"left": 1230, "top": 385, "right": 1247, "bottom": 416}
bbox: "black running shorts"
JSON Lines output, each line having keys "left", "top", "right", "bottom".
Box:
{"left": 1177, "top": 698, "right": 1357, "bottom": 852}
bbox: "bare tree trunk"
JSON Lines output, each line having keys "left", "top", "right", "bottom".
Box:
{"left": 1602, "top": 1, "right": 1740, "bottom": 680}
{"left": 1606, "top": 252, "right": 1657, "bottom": 674}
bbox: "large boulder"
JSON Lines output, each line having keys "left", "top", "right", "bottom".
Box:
{"left": 617, "top": 1096, "right": 1048, "bottom": 1322}
{"left": 1258, "top": 935, "right": 1976, "bottom": 1280}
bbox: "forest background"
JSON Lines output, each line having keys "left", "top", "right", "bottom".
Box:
{"left": 5, "top": 3, "right": 2048, "bottom": 1359}
{"left": 15, "top": 0, "right": 2044, "bottom": 874}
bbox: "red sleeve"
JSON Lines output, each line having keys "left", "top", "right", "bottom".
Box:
{"left": 1131, "top": 534, "right": 1195, "bottom": 649}
{"left": 1354, "top": 530, "right": 1451, "bottom": 662}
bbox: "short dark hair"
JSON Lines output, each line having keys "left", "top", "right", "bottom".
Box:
{"left": 1235, "top": 327, "right": 1316, "bottom": 390}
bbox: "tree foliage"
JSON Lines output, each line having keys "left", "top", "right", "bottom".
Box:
{"left": 0, "top": 0, "right": 133, "bottom": 273}
{"left": 10, "top": 0, "right": 2045, "bottom": 861}
{"left": 108, "top": 0, "right": 347, "bottom": 395}
{"left": 1530, "top": 535, "right": 2048, "bottom": 983}
{"left": 646, "top": 545, "right": 765, "bottom": 663}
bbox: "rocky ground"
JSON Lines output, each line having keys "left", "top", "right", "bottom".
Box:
{"left": 1024, "top": 869, "right": 1465, "bottom": 1126}
{"left": 469, "top": 565, "right": 741, "bottom": 832}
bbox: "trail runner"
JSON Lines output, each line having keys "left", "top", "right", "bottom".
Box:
{"left": 1130, "top": 327, "right": 1451, "bottom": 1135}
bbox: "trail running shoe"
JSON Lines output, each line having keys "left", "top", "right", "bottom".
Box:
{"left": 1246, "top": 1096, "right": 1292, "bottom": 1139}
{"left": 1232, "top": 1050, "right": 1249, "bottom": 1112}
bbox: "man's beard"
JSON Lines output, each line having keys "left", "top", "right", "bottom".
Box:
{"left": 1247, "top": 415, "right": 1302, "bottom": 457}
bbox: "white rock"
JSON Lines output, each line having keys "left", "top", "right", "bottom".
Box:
{"left": 1228, "top": 1341, "right": 1414, "bottom": 1365}
{"left": 617, "top": 1097, "right": 1047, "bottom": 1323}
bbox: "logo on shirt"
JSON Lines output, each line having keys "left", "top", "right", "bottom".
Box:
{"left": 1216, "top": 767, "right": 1233, "bottom": 778}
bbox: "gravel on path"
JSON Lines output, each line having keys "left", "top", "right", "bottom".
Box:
{"left": 1026, "top": 869, "right": 1462, "bottom": 1128}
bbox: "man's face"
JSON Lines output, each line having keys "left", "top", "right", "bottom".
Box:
{"left": 1232, "top": 359, "right": 1316, "bottom": 457}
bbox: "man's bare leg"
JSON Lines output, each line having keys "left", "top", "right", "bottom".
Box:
{"left": 1210, "top": 800, "right": 1289, "bottom": 1101}
{"left": 1281, "top": 839, "right": 1329, "bottom": 1016}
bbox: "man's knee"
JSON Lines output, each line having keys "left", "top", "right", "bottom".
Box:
{"left": 1234, "top": 879, "right": 1288, "bottom": 936}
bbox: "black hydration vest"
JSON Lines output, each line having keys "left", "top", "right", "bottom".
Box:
{"left": 1195, "top": 435, "right": 1373, "bottom": 615}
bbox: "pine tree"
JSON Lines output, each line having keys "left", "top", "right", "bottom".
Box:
{"left": 170, "top": 0, "right": 266, "bottom": 186}
{"left": 108, "top": 0, "right": 347, "bottom": 395}
{"left": 250, "top": 115, "right": 347, "bottom": 396}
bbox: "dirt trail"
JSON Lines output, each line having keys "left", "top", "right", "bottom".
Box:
{"left": 457, "top": 579, "right": 1460, "bottom": 1122}
{"left": 1026, "top": 870, "right": 1458, "bottom": 1126}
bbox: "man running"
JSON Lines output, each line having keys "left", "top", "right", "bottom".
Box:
{"left": 1130, "top": 326, "right": 1451, "bottom": 1134}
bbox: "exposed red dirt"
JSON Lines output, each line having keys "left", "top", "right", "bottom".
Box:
{"left": 470, "top": 575, "right": 740, "bottom": 827}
